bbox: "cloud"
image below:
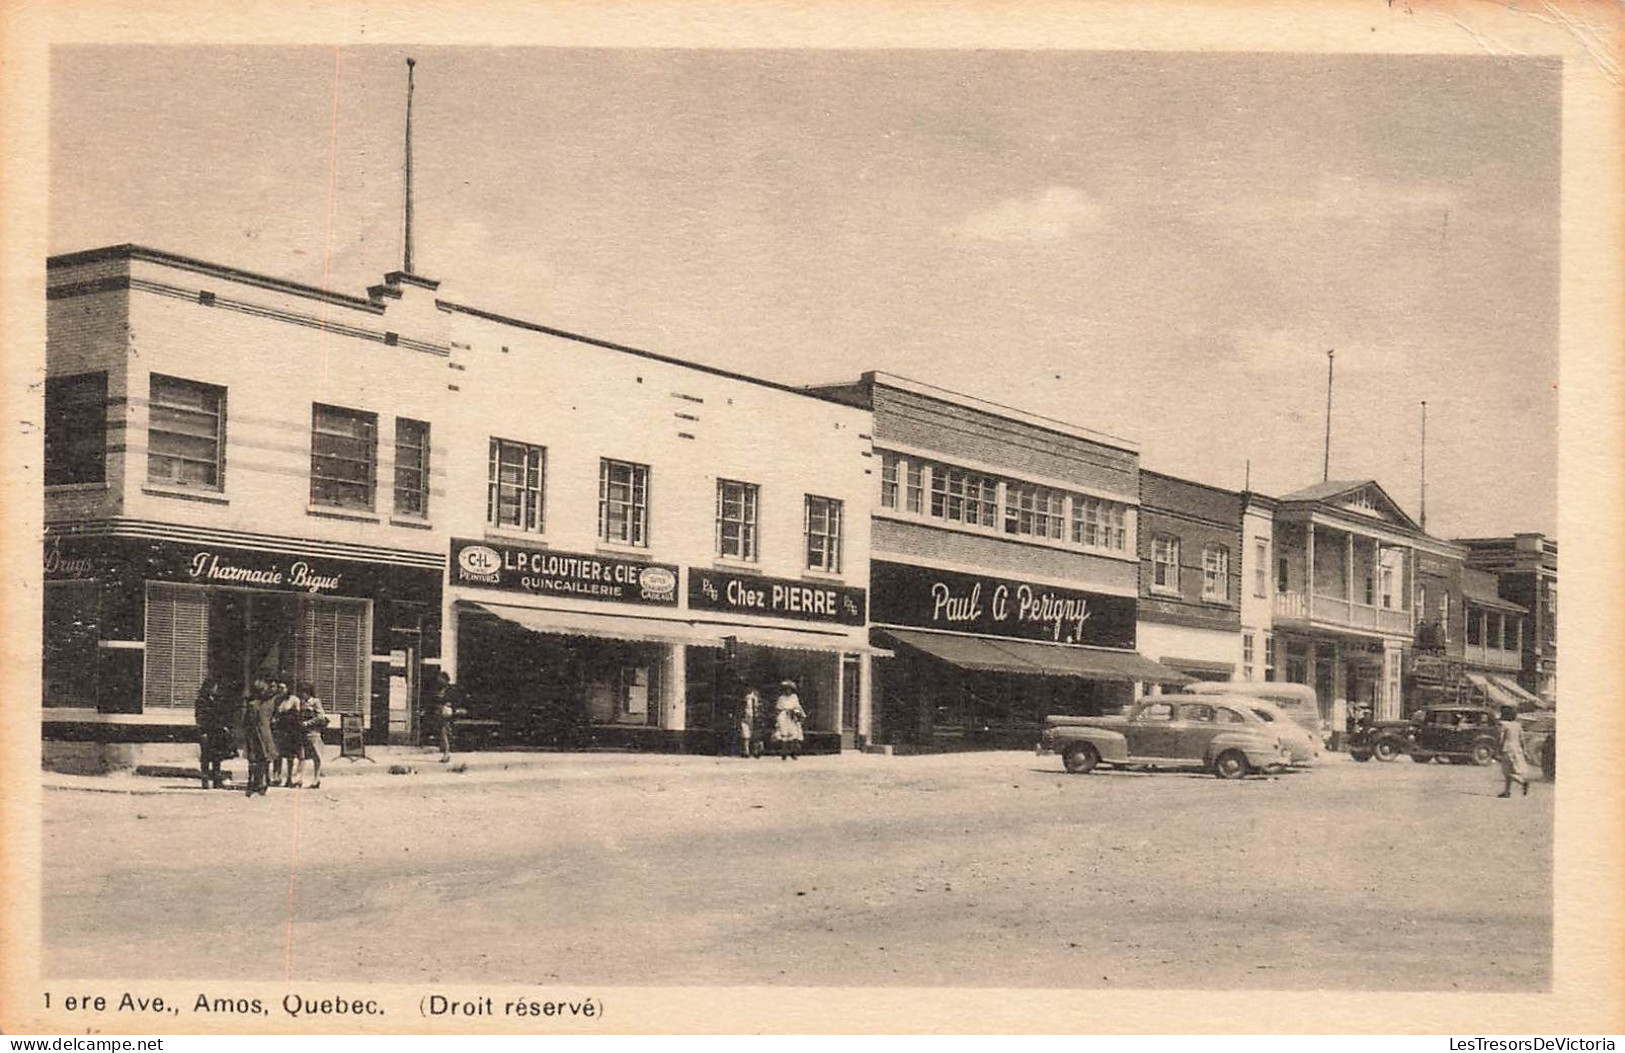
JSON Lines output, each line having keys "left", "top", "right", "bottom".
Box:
{"left": 946, "top": 186, "right": 1103, "bottom": 244}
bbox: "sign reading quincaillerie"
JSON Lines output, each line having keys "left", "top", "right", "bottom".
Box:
{"left": 688, "top": 567, "right": 866, "bottom": 625}
{"left": 870, "top": 560, "right": 1136, "bottom": 648}
{"left": 449, "top": 538, "right": 679, "bottom": 606}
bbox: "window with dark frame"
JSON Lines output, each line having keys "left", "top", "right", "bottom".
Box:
{"left": 805, "top": 494, "right": 843, "bottom": 573}
{"left": 393, "top": 418, "right": 431, "bottom": 518}
{"left": 310, "top": 404, "right": 378, "bottom": 510}
{"left": 716, "top": 479, "right": 760, "bottom": 561}
{"left": 44, "top": 372, "right": 108, "bottom": 486}
{"left": 487, "top": 438, "right": 546, "bottom": 532}
{"left": 148, "top": 374, "right": 226, "bottom": 489}
{"left": 879, "top": 454, "right": 899, "bottom": 509}
{"left": 1202, "top": 545, "right": 1230, "bottom": 601}
{"left": 1152, "top": 535, "right": 1180, "bottom": 592}
{"left": 599, "top": 458, "right": 649, "bottom": 546}
{"left": 905, "top": 462, "right": 924, "bottom": 513}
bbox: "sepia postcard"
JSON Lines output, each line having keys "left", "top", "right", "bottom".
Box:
{"left": 1, "top": 0, "right": 1621, "bottom": 1036}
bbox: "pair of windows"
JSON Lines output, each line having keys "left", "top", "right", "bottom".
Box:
{"left": 309, "top": 404, "right": 430, "bottom": 517}
{"left": 1151, "top": 537, "right": 1231, "bottom": 601}
{"left": 490, "top": 443, "right": 649, "bottom": 548}
{"left": 719, "top": 479, "right": 845, "bottom": 573}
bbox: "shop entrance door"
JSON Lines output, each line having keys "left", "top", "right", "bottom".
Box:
{"left": 840, "top": 655, "right": 861, "bottom": 748}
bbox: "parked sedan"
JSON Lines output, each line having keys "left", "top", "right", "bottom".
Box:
{"left": 1038, "top": 699, "right": 1291, "bottom": 779}
{"left": 1230, "top": 697, "right": 1320, "bottom": 766}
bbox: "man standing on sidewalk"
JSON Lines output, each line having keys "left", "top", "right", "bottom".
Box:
{"left": 432, "top": 671, "right": 466, "bottom": 763}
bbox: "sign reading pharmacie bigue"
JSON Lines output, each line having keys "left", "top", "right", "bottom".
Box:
{"left": 449, "top": 537, "right": 679, "bottom": 607}
{"left": 870, "top": 559, "right": 1136, "bottom": 648}
{"left": 687, "top": 566, "right": 866, "bottom": 625}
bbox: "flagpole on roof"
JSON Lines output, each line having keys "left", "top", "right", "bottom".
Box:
{"left": 1322, "top": 349, "right": 1335, "bottom": 482}
{"left": 403, "top": 57, "right": 416, "bottom": 275}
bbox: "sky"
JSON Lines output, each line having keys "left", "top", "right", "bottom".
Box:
{"left": 49, "top": 46, "right": 1560, "bottom": 538}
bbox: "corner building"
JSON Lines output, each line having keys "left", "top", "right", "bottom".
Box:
{"left": 814, "top": 373, "right": 1189, "bottom": 750}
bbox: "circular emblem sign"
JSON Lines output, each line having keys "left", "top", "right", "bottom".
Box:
{"left": 458, "top": 545, "right": 502, "bottom": 577}
{"left": 638, "top": 566, "right": 677, "bottom": 593}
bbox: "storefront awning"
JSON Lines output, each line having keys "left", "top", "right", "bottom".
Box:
{"left": 878, "top": 629, "right": 1194, "bottom": 684}
{"left": 1464, "top": 672, "right": 1549, "bottom": 712}
{"left": 1488, "top": 674, "right": 1550, "bottom": 710}
{"left": 461, "top": 601, "right": 886, "bottom": 655}
{"left": 1156, "top": 656, "right": 1236, "bottom": 678}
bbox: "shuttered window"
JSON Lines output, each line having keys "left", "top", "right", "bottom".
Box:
{"left": 43, "top": 581, "right": 100, "bottom": 707}
{"left": 292, "top": 598, "right": 368, "bottom": 715}
{"left": 144, "top": 584, "right": 210, "bottom": 708}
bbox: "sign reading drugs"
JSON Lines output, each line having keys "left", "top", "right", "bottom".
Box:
{"left": 870, "top": 559, "right": 1136, "bottom": 648}
{"left": 449, "top": 538, "right": 679, "bottom": 606}
{"left": 688, "top": 567, "right": 866, "bottom": 625}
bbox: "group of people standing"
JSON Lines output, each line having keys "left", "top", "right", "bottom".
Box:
{"left": 735, "top": 680, "right": 806, "bottom": 760}
{"left": 194, "top": 677, "right": 329, "bottom": 796}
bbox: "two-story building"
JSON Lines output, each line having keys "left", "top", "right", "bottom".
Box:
{"left": 812, "top": 373, "right": 1190, "bottom": 751}
{"left": 1134, "top": 471, "right": 1245, "bottom": 690}
{"left": 1238, "top": 491, "right": 1278, "bottom": 686}
{"left": 1459, "top": 534, "right": 1558, "bottom": 705}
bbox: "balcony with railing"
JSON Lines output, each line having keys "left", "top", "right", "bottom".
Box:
{"left": 1463, "top": 642, "right": 1523, "bottom": 671}
{"left": 1274, "top": 590, "right": 1413, "bottom": 636}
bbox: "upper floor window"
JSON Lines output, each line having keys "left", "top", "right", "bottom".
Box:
{"left": 393, "top": 418, "right": 431, "bottom": 518}
{"left": 311, "top": 404, "right": 377, "bottom": 510}
{"left": 717, "top": 479, "right": 760, "bottom": 561}
{"left": 805, "top": 495, "right": 843, "bottom": 574}
{"left": 1439, "top": 592, "right": 1451, "bottom": 641}
{"left": 489, "top": 438, "right": 546, "bottom": 533}
{"left": 1005, "top": 483, "right": 1064, "bottom": 541}
{"left": 1074, "top": 495, "right": 1128, "bottom": 552}
{"left": 599, "top": 458, "right": 649, "bottom": 547}
{"left": 1264, "top": 633, "right": 1277, "bottom": 681}
{"left": 1417, "top": 583, "right": 1428, "bottom": 619}
{"left": 1277, "top": 556, "right": 1289, "bottom": 594}
{"left": 148, "top": 374, "right": 226, "bottom": 489}
{"left": 1379, "top": 564, "right": 1396, "bottom": 609}
{"left": 1152, "top": 535, "right": 1180, "bottom": 593}
{"left": 44, "top": 372, "right": 107, "bottom": 486}
{"left": 1202, "top": 545, "right": 1230, "bottom": 601}
{"left": 1242, "top": 632, "right": 1255, "bottom": 682}
{"left": 879, "top": 454, "right": 899, "bottom": 509}
{"left": 931, "top": 465, "right": 999, "bottom": 528}
{"left": 905, "top": 462, "right": 924, "bottom": 513}
{"left": 1253, "top": 540, "right": 1268, "bottom": 597}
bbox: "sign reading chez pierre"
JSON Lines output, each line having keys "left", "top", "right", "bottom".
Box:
{"left": 450, "top": 538, "right": 679, "bottom": 606}
{"left": 687, "top": 567, "right": 866, "bottom": 625}
{"left": 870, "top": 560, "right": 1136, "bottom": 648}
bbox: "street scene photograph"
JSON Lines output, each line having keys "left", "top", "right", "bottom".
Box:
{"left": 17, "top": 27, "right": 1593, "bottom": 1026}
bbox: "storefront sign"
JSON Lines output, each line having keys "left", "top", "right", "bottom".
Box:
{"left": 870, "top": 560, "right": 1135, "bottom": 648}
{"left": 687, "top": 567, "right": 866, "bottom": 625}
{"left": 449, "top": 538, "right": 679, "bottom": 606}
{"left": 185, "top": 550, "right": 344, "bottom": 594}
{"left": 43, "top": 542, "right": 98, "bottom": 579}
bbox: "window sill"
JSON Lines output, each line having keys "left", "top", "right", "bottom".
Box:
{"left": 483, "top": 527, "right": 548, "bottom": 545}
{"left": 712, "top": 557, "right": 762, "bottom": 573}
{"left": 307, "top": 504, "right": 380, "bottom": 523}
{"left": 802, "top": 568, "right": 846, "bottom": 583}
{"left": 1149, "top": 585, "right": 1182, "bottom": 598}
{"left": 596, "top": 541, "right": 652, "bottom": 559}
{"left": 389, "top": 515, "right": 435, "bottom": 531}
{"left": 46, "top": 481, "right": 110, "bottom": 493}
{"left": 141, "top": 484, "right": 229, "bottom": 505}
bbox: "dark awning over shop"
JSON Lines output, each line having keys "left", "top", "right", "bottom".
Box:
{"left": 1464, "top": 672, "right": 1551, "bottom": 712}
{"left": 1156, "top": 656, "right": 1236, "bottom": 678}
{"left": 877, "top": 628, "right": 1193, "bottom": 684}
{"left": 461, "top": 601, "right": 889, "bottom": 655}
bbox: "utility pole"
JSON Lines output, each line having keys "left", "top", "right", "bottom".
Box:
{"left": 1322, "top": 349, "right": 1335, "bottom": 482}
{"left": 403, "top": 57, "right": 416, "bottom": 275}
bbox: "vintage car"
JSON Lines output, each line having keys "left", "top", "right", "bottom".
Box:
{"left": 1228, "top": 697, "right": 1320, "bottom": 766}
{"left": 1180, "top": 681, "right": 1322, "bottom": 741}
{"left": 1349, "top": 703, "right": 1501, "bottom": 764}
{"left": 1038, "top": 698, "right": 1291, "bottom": 779}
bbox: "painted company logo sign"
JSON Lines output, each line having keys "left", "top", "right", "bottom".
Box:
{"left": 688, "top": 567, "right": 866, "bottom": 625}
{"left": 869, "top": 560, "right": 1136, "bottom": 648}
{"left": 449, "top": 538, "right": 679, "bottom": 607}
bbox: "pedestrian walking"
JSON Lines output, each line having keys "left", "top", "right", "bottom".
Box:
{"left": 771, "top": 680, "right": 806, "bottom": 761}
{"left": 1496, "top": 705, "right": 1530, "bottom": 798}
{"left": 434, "top": 671, "right": 465, "bottom": 763}
{"left": 295, "top": 681, "right": 328, "bottom": 789}
{"left": 193, "top": 678, "right": 235, "bottom": 789}
{"left": 738, "top": 687, "right": 762, "bottom": 758}
{"left": 272, "top": 679, "right": 303, "bottom": 787}
{"left": 239, "top": 679, "right": 277, "bottom": 797}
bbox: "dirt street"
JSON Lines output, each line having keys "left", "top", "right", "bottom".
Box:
{"left": 42, "top": 751, "right": 1551, "bottom": 990}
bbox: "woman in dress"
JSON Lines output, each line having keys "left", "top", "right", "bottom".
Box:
{"left": 239, "top": 679, "right": 278, "bottom": 797}
{"left": 272, "top": 680, "right": 303, "bottom": 787}
{"left": 771, "top": 680, "right": 806, "bottom": 761}
{"left": 193, "top": 678, "right": 233, "bottom": 789}
{"left": 1496, "top": 705, "right": 1530, "bottom": 798}
{"left": 295, "top": 681, "right": 328, "bottom": 790}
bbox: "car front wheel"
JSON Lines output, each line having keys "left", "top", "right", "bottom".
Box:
{"left": 1213, "top": 750, "right": 1250, "bottom": 780}
{"left": 1470, "top": 741, "right": 1496, "bottom": 766}
{"left": 1062, "top": 743, "right": 1100, "bottom": 774}
{"left": 1373, "top": 738, "right": 1403, "bottom": 762}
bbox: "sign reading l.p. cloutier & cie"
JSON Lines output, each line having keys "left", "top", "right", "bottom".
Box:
{"left": 450, "top": 538, "right": 679, "bottom": 606}
{"left": 870, "top": 559, "right": 1136, "bottom": 648}
{"left": 687, "top": 567, "right": 866, "bottom": 625}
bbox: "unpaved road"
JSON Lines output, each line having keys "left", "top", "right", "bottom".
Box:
{"left": 43, "top": 751, "right": 1550, "bottom": 990}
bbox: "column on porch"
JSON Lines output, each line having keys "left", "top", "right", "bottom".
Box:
{"left": 665, "top": 643, "right": 687, "bottom": 731}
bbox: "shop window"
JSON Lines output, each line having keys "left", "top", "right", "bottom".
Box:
{"left": 311, "top": 404, "right": 378, "bottom": 510}
{"left": 1202, "top": 545, "right": 1230, "bottom": 601}
{"left": 393, "top": 418, "right": 431, "bottom": 518}
{"left": 144, "top": 583, "right": 210, "bottom": 708}
{"left": 905, "top": 462, "right": 924, "bottom": 513}
{"left": 292, "top": 598, "right": 368, "bottom": 716}
{"left": 879, "top": 454, "right": 899, "bottom": 509}
{"left": 1152, "top": 535, "right": 1180, "bottom": 593}
{"left": 148, "top": 374, "right": 225, "bottom": 489}
{"left": 805, "top": 495, "right": 844, "bottom": 574}
{"left": 1253, "top": 540, "right": 1268, "bottom": 597}
{"left": 598, "top": 458, "right": 649, "bottom": 547}
{"left": 929, "top": 464, "right": 997, "bottom": 528}
{"left": 1264, "top": 633, "right": 1276, "bottom": 681}
{"left": 1005, "top": 482, "right": 1064, "bottom": 541}
{"left": 1242, "top": 633, "right": 1255, "bottom": 682}
{"left": 43, "top": 581, "right": 100, "bottom": 707}
{"left": 44, "top": 372, "right": 107, "bottom": 486}
{"left": 716, "top": 479, "right": 760, "bottom": 561}
{"left": 488, "top": 438, "right": 546, "bottom": 532}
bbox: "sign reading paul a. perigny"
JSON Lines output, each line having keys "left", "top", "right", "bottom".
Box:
{"left": 869, "top": 559, "right": 1136, "bottom": 648}
{"left": 450, "top": 538, "right": 679, "bottom": 606}
{"left": 687, "top": 567, "right": 866, "bottom": 625}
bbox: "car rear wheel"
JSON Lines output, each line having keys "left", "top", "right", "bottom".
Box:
{"left": 1470, "top": 741, "right": 1496, "bottom": 766}
{"left": 1373, "top": 738, "right": 1403, "bottom": 762}
{"left": 1410, "top": 753, "right": 1433, "bottom": 764}
{"left": 1213, "top": 750, "right": 1249, "bottom": 780}
{"left": 1062, "top": 743, "right": 1100, "bottom": 774}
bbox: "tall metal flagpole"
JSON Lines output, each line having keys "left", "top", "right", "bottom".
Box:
{"left": 1322, "top": 349, "right": 1335, "bottom": 482}
{"left": 403, "top": 57, "right": 416, "bottom": 275}
{"left": 1420, "top": 400, "right": 1428, "bottom": 531}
